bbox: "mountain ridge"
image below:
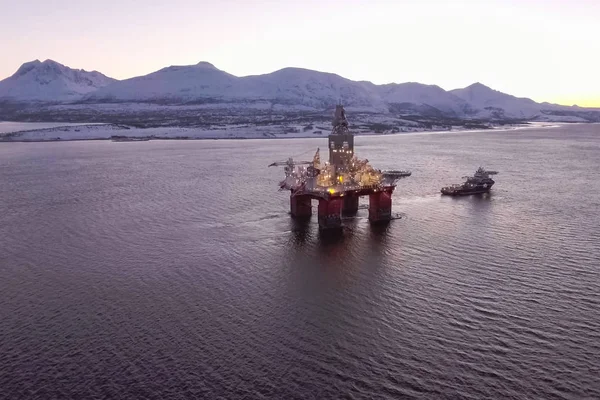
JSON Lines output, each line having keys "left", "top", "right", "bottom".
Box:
{"left": 1, "top": 59, "right": 599, "bottom": 123}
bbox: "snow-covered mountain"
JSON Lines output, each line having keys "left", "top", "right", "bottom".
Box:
{"left": 2, "top": 59, "right": 598, "bottom": 122}
{"left": 87, "top": 64, "right": 388, "bottom": 111}
{"left": 376, "top": 82, "right": 472, "bottom": 116}
{"left": 0, "top": 59, "right": 115, "bottom": 102}
{"left": 84, "top": 62, "right": 479, "bottom": 114}
{"left": 242, "top": 68, "right": 388, "bottom": 111}
{"left": 85, "top": 62, "right": 236, "bottom": 103}
{"left": 450, "top": 82, "right": 547, "bottom": 119}
{"left": 85, "top": 62, "right": 595, "bottom": 120}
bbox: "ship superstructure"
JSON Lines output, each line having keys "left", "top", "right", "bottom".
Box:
{"left": 441, "top": 167, "right": 499, "bottom": 196}
{"left": 269, "top": 105, "right": 411, "bottom": 230}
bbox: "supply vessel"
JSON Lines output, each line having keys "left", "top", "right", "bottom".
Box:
{"left": 441, "top": 167, "right": 498, "bottom": 196}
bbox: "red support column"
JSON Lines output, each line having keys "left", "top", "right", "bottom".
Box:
{"left": 290, "top": 194, "right": 312, "bottom": 218}
{"left": 342, "top": 194, "right": 359, "bottom": 216}
{"left": 318, "top": 197, "right": 343, "bottom": 230}
{"left": 368, "top": 190, "right": 393, "bottom": 223}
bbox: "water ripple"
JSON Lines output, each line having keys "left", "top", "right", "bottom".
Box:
{"left": 1, "top": 125, "right": 600, "bottom": 399}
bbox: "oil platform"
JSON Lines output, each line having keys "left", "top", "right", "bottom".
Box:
{"left": 269, "top": 105, "right": 411, "bottom": 230}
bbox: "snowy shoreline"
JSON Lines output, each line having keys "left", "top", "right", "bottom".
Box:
{"left": 0, "top": 121, "right": 563, "bottom": 143}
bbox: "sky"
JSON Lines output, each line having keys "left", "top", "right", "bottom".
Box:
{"left": 1, "top": 0, "right": 599, "bottom": 107}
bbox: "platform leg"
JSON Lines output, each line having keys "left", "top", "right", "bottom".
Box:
{"left": 342, "top": 194, "right": 359, "bottom": 216}
{"left": 290, "top": 194, "right": 312, "bottom": 218}
{"left": 368, "top": 191, "right": 392, "bottom": 223}
{"left": 318, "top": 197, "right": 342, "bottom": 230}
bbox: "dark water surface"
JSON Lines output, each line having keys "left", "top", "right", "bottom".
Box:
{"left": 1, "top": 125, "right": 600, "bottom": 399}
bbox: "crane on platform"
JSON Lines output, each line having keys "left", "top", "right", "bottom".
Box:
{"left": 268, "top": 158, "right": 312, "bottom": 167}
{"left": 269, "top": 157, "right": 315, "bottom": 183}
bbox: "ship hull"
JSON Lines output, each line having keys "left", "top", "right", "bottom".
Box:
{"left": 441, "top": 188, "right": 491, "bottom": 196}
{"left": 441, "top": 183, "right": 494, "bottom": 196}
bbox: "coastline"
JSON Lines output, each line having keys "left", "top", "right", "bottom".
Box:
{"left": 0, "top": 121, "right": 563, "bottom": 143}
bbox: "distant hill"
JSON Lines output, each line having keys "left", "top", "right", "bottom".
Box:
{"left": 377, "top": 82, "right": 472, "bottom": 116}
{"left": 1, "top": 59, "right": 599, "bottom": 122}
{"left": 450, "top": 82, "right": 546, "bottom": 119}
{"left": 0, "top": 59, "right": 115, "bottom": 102}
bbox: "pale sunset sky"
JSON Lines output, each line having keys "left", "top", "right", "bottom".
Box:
{"left": 1, "top": 0, "right": 598, "bottom": 106}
